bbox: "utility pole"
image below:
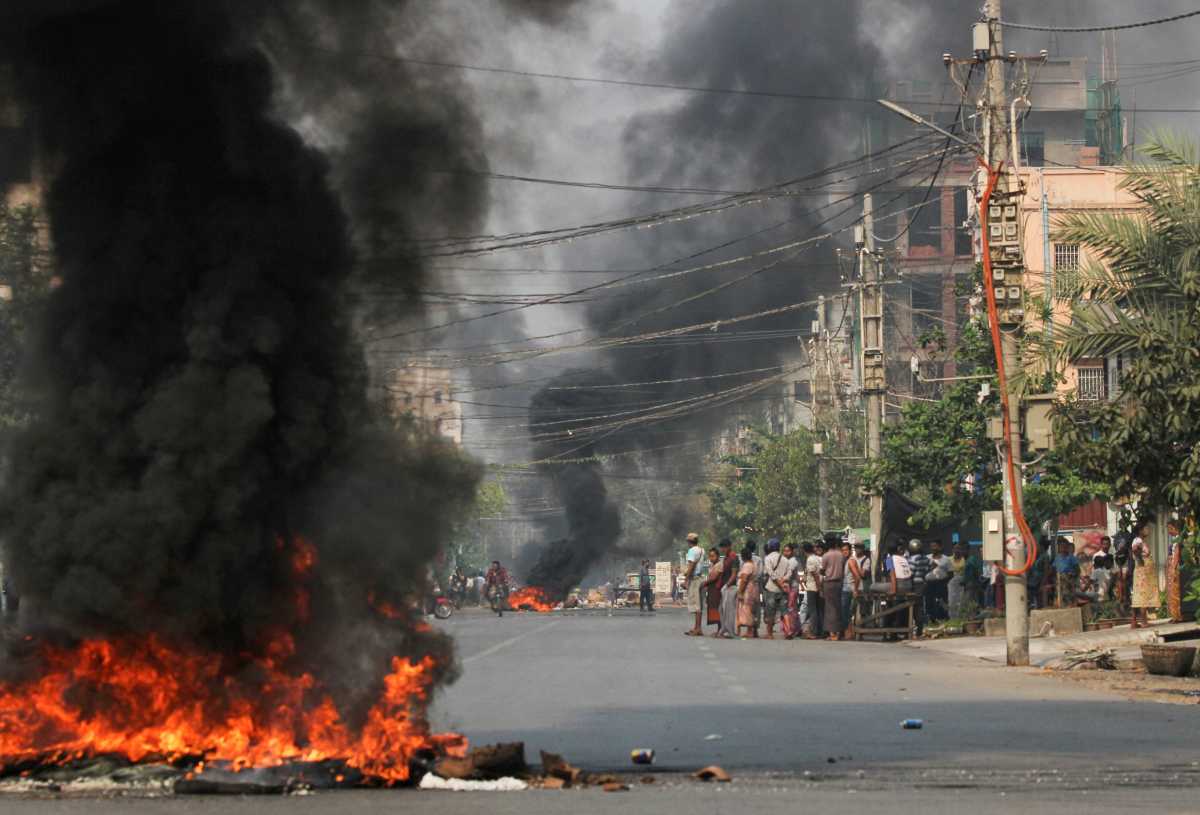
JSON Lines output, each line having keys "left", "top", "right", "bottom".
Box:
{"left": 859, "top": 194, "right": 885, "bottom": 577}
{"left": 983, "top": 0, "right": 1030, "bottom": 667}
{"left": 816, "top": 296, "right": 830, "bottom": 532}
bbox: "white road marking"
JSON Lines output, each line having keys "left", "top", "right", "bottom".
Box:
{"left": 461, "top": 620, "right": 561, "bottom": 665}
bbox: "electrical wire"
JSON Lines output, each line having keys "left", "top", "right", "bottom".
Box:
{"left": 362, "top": 138, "right": 947, "bottom": 343}
{"left": 998, "top": 8, "right": 1200, "bottom": 32}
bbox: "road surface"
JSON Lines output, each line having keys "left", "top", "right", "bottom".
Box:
{"left": 4, "top": 606, "right": 1198, "bottom": 813}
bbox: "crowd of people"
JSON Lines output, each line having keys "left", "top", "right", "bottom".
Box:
{"left": 674, "top": 527, "right": 1171, "bottom": 641}
{"left": 680, "top": 533, "right": 868, "bottom": 641}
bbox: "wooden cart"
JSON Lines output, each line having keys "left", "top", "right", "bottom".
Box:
{"left": 852, "top": 590, "right": 920, "bottom": 640}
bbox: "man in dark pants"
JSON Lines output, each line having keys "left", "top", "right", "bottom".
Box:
{"left": 924, "top": 540, "right": 952, "bottom": 622}
{"left": 820, "top": 538, "right": 846, "bottom": 640}
{"left": 639, "top": 559, "right": 655, "bottom": 612}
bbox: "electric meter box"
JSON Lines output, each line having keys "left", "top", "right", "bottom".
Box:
{"left": 1022, "top": 393, "right": 1056, "bottom": 451}
{"left": 982, "top": 511, "right": 1004, "bottom": 561}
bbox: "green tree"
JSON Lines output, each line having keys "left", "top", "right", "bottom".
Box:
{"left": 703, "top": 422, "right": 866, "bottom": 545}
{"left": 448, "top": 478, "right": 507, "bottom": 574}
{"left": 862, "top": 314, "right": 1000, "bottom": 528}
{"left": 1041, "top": 135, "right": 1200, "bottom": 526}
{"left": 865, "top": 284, "right": 1101, "bottom": 530}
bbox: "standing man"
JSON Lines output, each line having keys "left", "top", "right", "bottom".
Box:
{"left": 821, "top": 537, "right": 846, "bottom": 640}
{"left": 802, "top": 542, "right": 824, "bottom": 639}
{"left": 761, "top": 538, "right": 793, "bottom": 640}
{"left": 907, "top": 540, "right": 931, "bottom": 629}
{"left": 638, "top": 559, "right": 655, "bottom": 612}
{"left": 925, "top": 541, "right": 952, "bottom": 622}
{"left": 683, "top": 533, "right": 705, "bottom": 636}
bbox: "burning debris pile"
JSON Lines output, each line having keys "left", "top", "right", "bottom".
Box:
{"left": 507, "top": 587, "right": 558, "bottom": 613}
{"left": 0, "top": 0, "right": 594, "bottom": 786}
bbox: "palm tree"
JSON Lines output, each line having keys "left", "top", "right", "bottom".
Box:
{"left": 1040, "top": 134, "right": 1200, "bottom": 520}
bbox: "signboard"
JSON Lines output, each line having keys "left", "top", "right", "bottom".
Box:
{"left": 654, "top": 561, "right": 672, "bottom": 595}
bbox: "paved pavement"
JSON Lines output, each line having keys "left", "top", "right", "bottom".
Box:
{"left": 4, "top": 606, "right": 1199, "bottom": 813}
{"left": 908, "top": 619, "right": 1200, "bottom": 665}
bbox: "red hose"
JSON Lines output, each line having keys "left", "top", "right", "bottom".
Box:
{"left": 977, "top": 160, "right": 1036, "bottom": 577}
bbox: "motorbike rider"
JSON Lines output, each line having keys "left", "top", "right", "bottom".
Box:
{"left": 448, "top": 568, "right": 468, "bottom": 607}
{"left": 485, "top": 561, "right": 510, "bottom": 602}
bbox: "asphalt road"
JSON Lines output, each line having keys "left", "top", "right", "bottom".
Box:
{"left": 4, "top": 606, "right": 1199, "bottom": 814}
{"left": 431, "top": 606, "right": 1198, "bottom": 773}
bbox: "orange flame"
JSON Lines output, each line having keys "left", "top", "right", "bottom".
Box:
{"left": 508, "top": 587, "right": 557, "bottom": 613}
{"left": 0, "top": 636, "right": 461, "bottom": 783}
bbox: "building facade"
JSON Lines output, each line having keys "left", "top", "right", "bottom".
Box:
{"left": 386, "top": 365, "right": 464, "bottom": 445}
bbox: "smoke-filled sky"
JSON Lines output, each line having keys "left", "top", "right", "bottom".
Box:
{"left": 377, "top": 0, "right": 1200, "bottom": 576}
{"left": 406, "top": 0, "right": 1200, "bottom": 470}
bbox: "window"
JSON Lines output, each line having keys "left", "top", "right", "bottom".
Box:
{"left": 907, "top": 189, "right": 941, "bottom": 250}
{"left": 1054, "top": 243, "right": 1079, "bottom": 272}
{"left": 954, "top": 188, "right": 972, "bottom": 256}
{"left": 793, "top": 380, "right": 812, "bottom": 404}
{"left": 1077, "top": 366, "right": 1107, "bottom": 401}
{"left": 1021, "top": 131, "right": 1045, "bottom": 167}
{"left": 403, "top": 392, "right": 413, "bottom": 406}
{"left": 433, "top": 390, "right": 443, "bottom": 405}
{"left": 1054, "top": 243, "right": 1080, "bottom": 297}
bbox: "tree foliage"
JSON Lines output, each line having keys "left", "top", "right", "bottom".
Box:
{"left": 449, "top": 478, "right": 507, "bottom": 574}
{"left": 864, "top": 280, "right": 1101, "bottom": 530}
{"left": 704, "top": 421, "right": 866, "bottom": 545}
{"left": 1043, "top": 134, "right": 1200, "bottom": 524}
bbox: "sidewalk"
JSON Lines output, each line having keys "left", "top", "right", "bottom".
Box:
{"left": 907, "top": 620, "right": 1200, "bottom": 667}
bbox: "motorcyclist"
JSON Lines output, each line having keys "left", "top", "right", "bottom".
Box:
{"left": 485, "top": 561, "right": 510, "bottom": 600}
{"left": 448, "top": 568, "right": 468, "bottom": 607}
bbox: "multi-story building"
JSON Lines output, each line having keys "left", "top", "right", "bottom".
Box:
{"left": 1018, "top": 164, "right": 1139, "bottom": 404}
{"left": 386, "top": 365, "right": 463, "bottom": 445}
{"left": 876, "top": 55, "right": 1125, "bottom": 398}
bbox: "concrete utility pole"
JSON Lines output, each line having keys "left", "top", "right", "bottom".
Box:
{"left": 982, "top": 0, "right": 1030, "bottom": 667}
{"left": 816, "top": 296, "right": 830, "bottom": 532}
{"left": 859, "top": 194, "right": 885, "bottom": 577}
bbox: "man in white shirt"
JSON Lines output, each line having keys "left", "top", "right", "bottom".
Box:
{"left": 802, "top": 541, "right": 824, "bottom": 638}
{"left": 682, "top": 533, "right": 705, "bottom": 636}
{"left": 761, "top": 538, "right": 794, "bottom": 639}
{"left": 924, "top": 541, "right": 952, "bottom": 621}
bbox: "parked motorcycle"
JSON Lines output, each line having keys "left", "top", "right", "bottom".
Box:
{"left": 428, "top": 588, "right": 454, "bottom": 620}
{"left": 488, "top": 584, "right": 509, "bottom": 617}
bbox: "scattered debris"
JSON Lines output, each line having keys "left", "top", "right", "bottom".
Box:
{"left": 901, "top": 719, "right": 924, "bottom": 730}
{"left": 540, "top": 776, "right": 566, "bottom": 790}
{"left": 827, "top": 757, "right": 837, "bottom": 764}
{"left": 1055, "top": 648, "right": 1119, "bottom": 671}
{"left": 602, "top": 781, "right": 629, "bottom": 792}
{"left": 640, "top": 776, "right": 656, "bottom": 784}
{"left": 587, "top": 774, "right": 621, "bottom": 786}
{"left": 630, "top": 749, "right": 655, "bottom": 765}
{"left": 418, "top": 774, "right": 528, "bottom": 792}
{"left": 175, "top": 778, "right": 292, "bottom": 796}
{"left": 539, "top": 751, "right": 583, "bottom": 786}
{"left": 435, "top": 742, "right": 527, "bottom": 781}
{"left": 694, "top": 765, "right": 732, "bottom": 783}
{"left": 704, "top": 733, "right": 723, "bottom": 741}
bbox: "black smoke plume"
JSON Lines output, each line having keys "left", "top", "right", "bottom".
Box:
{"left": 0, "top": 0, "right": 577, "bottom": 714}
{"left": 523, "top": 372, "right": 625, "bottom": 598}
